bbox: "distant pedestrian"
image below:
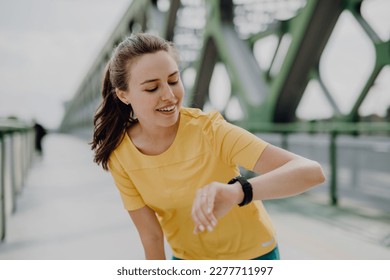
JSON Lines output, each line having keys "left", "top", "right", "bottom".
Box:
{"left": 91, "top": 33, "right": 325, "bottom": 260}
{"left": 33, "top": 120, "right": 47, "bottom": 156}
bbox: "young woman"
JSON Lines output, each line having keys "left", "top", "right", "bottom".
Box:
{"left": 91, "top": 33, "right": 325, "bottom": 260}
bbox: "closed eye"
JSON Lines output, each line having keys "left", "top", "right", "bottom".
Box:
{"left": 145, "top": 87, "right": 158, "bottom": 92}
{"left": 144, "top": 78, "right": 179, "bottom": 92}
{"left": 169, "top": 80, "right": 179, "bottom": 85}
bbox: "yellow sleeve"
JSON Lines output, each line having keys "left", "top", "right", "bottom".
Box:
{"left": 203, "top": 111, "right": 268, "bottom": 171}
{"left": 108, "top": 153, "right": 145, "bottom": 211}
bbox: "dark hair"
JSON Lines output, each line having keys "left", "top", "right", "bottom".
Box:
{"left": 91, "top": 33, "right": 178, "bottom": 170}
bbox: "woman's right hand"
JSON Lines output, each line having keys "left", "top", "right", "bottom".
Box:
{"left": 191, "top": 181, "right": 243, "bottom": 234}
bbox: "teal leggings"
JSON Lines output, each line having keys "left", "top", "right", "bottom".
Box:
{"left": 251, "top": 246, "right": 280, "bottom": 260}
{"left": 172, "top": 246, "right": 280, "bottom": 260}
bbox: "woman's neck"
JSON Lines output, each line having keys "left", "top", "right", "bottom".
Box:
{"left": 128, "top": 120, "right": 180, "bottom": 155}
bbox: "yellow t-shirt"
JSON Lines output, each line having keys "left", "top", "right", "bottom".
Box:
{"left": 108, "top": 107, "right": 276, "bottom": 259}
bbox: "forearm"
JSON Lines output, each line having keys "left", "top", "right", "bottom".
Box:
{"left": 141, "top": 235, "right": 166, "bottom": 260}
{"left": 128, "top": 207, "right": 167, "bottom": 260}
{"left": 246, "top": 158, "right": 325, "bottom": 201}
{"left": 191, "top": 146, "right": 325, "bottom": 233}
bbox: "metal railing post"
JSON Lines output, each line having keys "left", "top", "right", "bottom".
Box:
{"left": 0, "top": 132, "right": 6, "bottom": 241}
{"left": 0, "top": 122, "right": 34, "bottom": 242}
{"left": 329, "top": 131, "right": 338, "bottom": 206}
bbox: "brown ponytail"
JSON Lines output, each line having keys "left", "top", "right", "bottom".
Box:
{"left": 90, "top": 64, "right": 136, "bottom": 170}
{"left": 90, "top": 33, "right": 178, "bottom": 170}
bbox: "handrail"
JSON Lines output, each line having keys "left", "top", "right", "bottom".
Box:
{"left": 240, "top": 121, "right": 390, "bottom": 135}
{"left": 242, "top": 121, "right": 390, "bottom": 207}
{"left": 0, "top": 120, "right": 35, "bottom": 241}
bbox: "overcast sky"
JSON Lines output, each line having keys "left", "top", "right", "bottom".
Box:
{"left": 0, "top": 0, "right": 132, "bottom": 129}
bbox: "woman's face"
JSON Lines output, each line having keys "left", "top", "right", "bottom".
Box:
{"left": 124, "top": 50, "right": 184, "bottom": 130}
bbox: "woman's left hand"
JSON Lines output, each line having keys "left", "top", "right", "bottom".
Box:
{"left": 191, "top": 181, "right": 243, "bottom": 234}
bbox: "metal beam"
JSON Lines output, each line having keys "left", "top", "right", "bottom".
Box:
{"left": 190, "top": 36, "right": 218, "bottom": 108}
{"left": 269, "top": 0, "right": 343, "bottom": 122}
{"left": 163, "top": 0, "right": 181, "bottom": 41}
{"left": 190, "top": 0, "right": 268, "bottom": 118}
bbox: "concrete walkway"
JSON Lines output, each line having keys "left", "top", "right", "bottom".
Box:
{"left": 0, "top": 133, "right": 389, "bottom": 259}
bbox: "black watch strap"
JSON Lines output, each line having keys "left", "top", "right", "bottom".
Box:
{"left": 228, "top": 175, "right": 253, "bottom": 207}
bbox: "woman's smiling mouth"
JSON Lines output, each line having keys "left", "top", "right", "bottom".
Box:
{"left": 156, "top": 105, "right": 176, "bottom": 112}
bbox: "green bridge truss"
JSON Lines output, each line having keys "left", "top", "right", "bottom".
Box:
{"left": 59, "top": 0, "right": 390, "bottom": 206}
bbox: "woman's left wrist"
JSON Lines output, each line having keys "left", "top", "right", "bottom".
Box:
{"left": 228, "top": 176, "right": 253, "bottom": 206}
{"left": 231, "top": 182, "right": 244, "bottom": 205}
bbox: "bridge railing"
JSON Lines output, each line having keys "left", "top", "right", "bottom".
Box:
{"left": 0, "top": 120, "right": 35, "bottom": 241}
{"left": 244, "top": 121, "right": 390, "bottom": 208}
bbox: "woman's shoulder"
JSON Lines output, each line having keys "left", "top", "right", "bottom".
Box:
{"left": 180, "top": 107, "right": 224, "bottom": 123}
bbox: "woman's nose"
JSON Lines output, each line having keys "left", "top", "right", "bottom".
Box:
{"left": 160, "top": 84, "right": 175, "bottom": 101}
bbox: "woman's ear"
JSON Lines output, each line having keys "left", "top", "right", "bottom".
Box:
{"left": 115, "top": 88, "right": 129, "bottom": 105}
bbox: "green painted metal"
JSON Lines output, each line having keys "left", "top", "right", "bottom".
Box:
{"left": 188, "top": 0, "right": 269, "bottom": 120}
{"left": 163, "top": 0, "right": 181, "bottom": 41}
{"left": 189, "top": 36, "right": 218, "bottom": 108}
{"left": 59, "top": 0, "right": 152, "bottom": 132}
{"left": 58, "top": 0, "right": 390, "bottom": 207}
{"left": 266, "top": 0, "right": 343, "bottom": 123}
{"left": 259, "top": 0, "right": 320, "bottom": 122}
{"left": 149, "top": 0, "right": 266, "bottom": 119}
{"left": 345, "top": 3, "right": 390, "bottom": 122}
{"left": 59, "top": 0, "right": 390, "bottom": 132}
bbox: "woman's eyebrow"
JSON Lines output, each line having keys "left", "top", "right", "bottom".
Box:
{"left": 140, "top": 78, "right": 158, "bottom": 85}
{"left": 169, "top": 71, "right": 179, "bottom": 77}
{"left": 140, "top": 71, "right": 179, "bottom": 85}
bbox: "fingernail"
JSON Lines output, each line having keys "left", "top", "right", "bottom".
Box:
{"left": 199, "top": 225, "right": 205, "bottom": 232}
{"left": 207, "top": 225, "right": 213, "bottom": 232}
{"left": 211, "top": 220, "right": 217, "bottom": 227}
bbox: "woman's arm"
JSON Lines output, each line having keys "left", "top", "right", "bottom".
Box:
{"left": 129, "top": 206, "right": 166, "bottom": 259}
{"left": 191, "top": 144, "right": 325, "bottom": 234}
{"left": 248, "top": 144, "right": 325, "bottom": 201}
